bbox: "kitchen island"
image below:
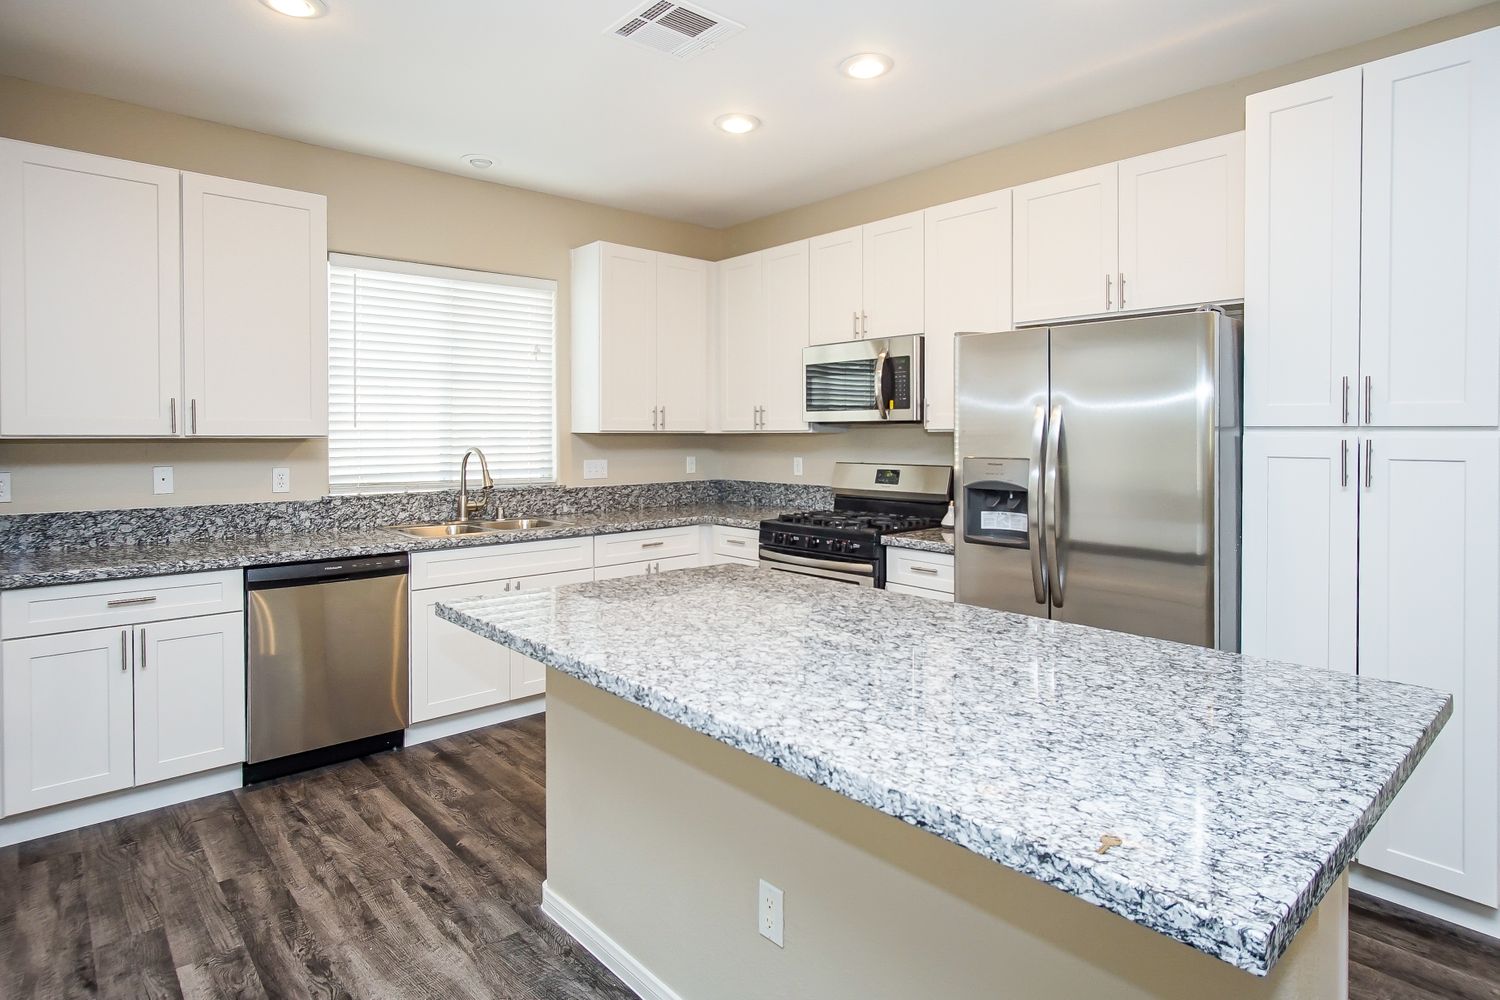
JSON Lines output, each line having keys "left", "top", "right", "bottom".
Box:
{"left": 438, "top": 565, "right": 1450, "bottom": 999}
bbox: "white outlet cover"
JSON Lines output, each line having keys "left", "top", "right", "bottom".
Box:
{"left": 686, "top": 455, "right": 696, "bottom": 474}
{"left": 272, "top": 467, "right": 291, "bottom": 493}
{"left": 758, "top": 879, "right": 784, "bottom": 948}
{"left": 793, "top": 457, "right": 804, "bottom": 477}
{"left": 583, "top": 459, "right": 608, "bottom": 480}
{"left": 0, "top": 472, "right": 11, "bottom": 503}
{"left": 152, "top": 466, "right": 174, "bottom": 495}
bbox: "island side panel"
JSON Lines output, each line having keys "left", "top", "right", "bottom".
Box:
{"left": 542, "top": 671, "right": 1348, "bottom": 1000}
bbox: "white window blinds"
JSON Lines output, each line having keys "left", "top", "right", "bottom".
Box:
{"left": 328, "top": 254, "right": 556, "bottom": 492}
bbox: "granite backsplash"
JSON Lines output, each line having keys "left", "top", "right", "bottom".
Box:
{"left": 0, "top": 481, "right": 834, "bottom": 553}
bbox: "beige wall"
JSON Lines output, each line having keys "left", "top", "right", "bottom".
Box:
{"left": 719, "top": 1, "right": 1500, "bottom": 257}
{"left": 1, "top": 1, "right": 1496, "bottom": 512}
{"left": 0, "top": 74, "right": 724, "bottom": 512}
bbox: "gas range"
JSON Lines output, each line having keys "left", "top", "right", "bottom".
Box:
{"left": 758, "top": 463, "right": 952, "bottom": 588}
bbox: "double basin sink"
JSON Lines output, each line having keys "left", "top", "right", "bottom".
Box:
{"left": 386, "top": 517, "right": 571, "bottom": 539}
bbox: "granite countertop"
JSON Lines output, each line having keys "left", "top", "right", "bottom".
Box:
{"left": 438, "top": 565, "right": 1450, "bottom": 977}
{"left": 0, "top": 504, "right": 786, "bottom": 590}
{"left": 885, "top": 526, "right": 954, "bottom": 554}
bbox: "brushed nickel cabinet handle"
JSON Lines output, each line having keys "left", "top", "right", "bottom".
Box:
{"left": 1105, "top": 274, "right": 1112, "bottom": 311}
{"left": 120, "top": 629, "right": 129, "bottom": 673}
{"left": 1364, "top": 439, "right": 1373, "bottom": 489}
{"left": 1363, "top": 376, "right": 1372, "bottom": 424}
{"left": 107, "top": 595, "right": 157, "bottom": 608}
{"left": 642, "top": 540, "right": 666, "bottom": 549}
{"left": 1340, "top": 439, "right": 1349, "bottom": 488}
{"left": 725, "top": 538, "right": 747, "bottom": 547}
{"left": 659, "top": 405, "right": 665, "bottom": 429}
{"left": 169, "top": 397, "right": 177, "bottom": 434}
{"left": 190, "top": 398, "right": 198, "bottom": 434}
{"left": 861, "top": 311, "right": 868, "bottom": 337}
{"left": 852, "top": 311, "right": 859, "bottom": 336}
{"left": 1341, "top": 377, "right": 1350, "bottom": 425}
{"left": 911, "top": 564, "right": 939, "bottom": 575}
{"left": 1118, "top": 272, "right": 1126, "bottom": 310}
{"left": 138, "top": 627, "right": 147, "bottom": 671}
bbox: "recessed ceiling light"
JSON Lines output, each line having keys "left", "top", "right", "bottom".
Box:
{"left": 839, "top": 53, "right": 893, "bottom": 80}
{"left": 258, "top": 0, "right": 328, "bottom": 18}
{"left": 464, "top": 155, "right": 495, "bottom": 170}
{"left": 714, "top": 113, "right": 761, "bottom": 135}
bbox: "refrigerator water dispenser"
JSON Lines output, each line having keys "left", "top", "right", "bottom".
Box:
{"left": 961, "top": 457, "right": 1031, "bottom": 548}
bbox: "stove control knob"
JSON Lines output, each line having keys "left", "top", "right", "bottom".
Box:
{"left": 828, "top": 538, "right": 844, "bottom": 552}
{"left": 787, "top": 534, "right": 801, "bottom": 547}
{"left": 808, "top": 537, "right": 822, "bottom": 549}
{"left": 846, "top": 541, "right": 862, "bottom": 554}
{"left": 772, "top": 531, "right": 785, "bottom": 544}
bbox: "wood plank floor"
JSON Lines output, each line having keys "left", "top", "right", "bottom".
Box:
{"left": 3, "top": 713, "right": 1499, "bottom": 999}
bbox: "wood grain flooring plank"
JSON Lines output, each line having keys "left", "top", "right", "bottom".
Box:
{"left": 12, "top": 851, "right": 98, "bottom": 999}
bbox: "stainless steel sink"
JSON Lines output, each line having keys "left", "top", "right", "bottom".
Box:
{"left": 386, "top": 517, "right": 571, "bottom": 538}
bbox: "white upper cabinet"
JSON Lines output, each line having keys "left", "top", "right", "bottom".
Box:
{"left": 717, "top": 251, "right": 764, "bottom": 433}
{"left": 1357, "top": 432, "right": 1499, "bottom": 905}
{"left": 718, "top": 242, "right": 809, "bottom": 433}
{"left": 1012, "top": 163, "right": 1119, "bottom": 324}
{"left": 923, "top": 191, "right": 1012, "bottom": 433}
{"left": 1240, "top": 431, "right": 1359, "bottom": 675}
{"left": 655, "top": 253, "right": 709, "bottom": 432}
{"left": 1244, "top": 69, "right": 1364, "bottom": 428}
{"left": 182, "top": 173, "right": 327, "bottom": 437}
{"left": 1360, "top": 31, "right": 1500, "bottom": 429}
{"left": 808, "top": 226, "right": 863, "bottom": 344}
{"left": 860, "top": 211, "right": 924, "bottom": 339}
{"left": 0, "top": 139, "right": 181, "bottom": 437}
{"left": 1117, "top": 133, "right": 1244, "bottom": 312}
{"left": 571, "top": 241, "right": 709, "bottom": 433}
{"left": 759, "top": 241, "right": 811, "bottom": 431}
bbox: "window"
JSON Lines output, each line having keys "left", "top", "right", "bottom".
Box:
{"left": 328, "top": 254, "right": 556, "bottom": 492}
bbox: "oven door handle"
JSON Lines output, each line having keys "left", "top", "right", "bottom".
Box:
{"left": 758, "top": 547, "right": 876, "bottom": 585}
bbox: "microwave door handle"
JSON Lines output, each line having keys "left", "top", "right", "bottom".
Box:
{"left": 874, "top": 349, "right": 889, "bottom": 419}
{"left": 1028, "top": 403, "right": 1049, "bottom": 605}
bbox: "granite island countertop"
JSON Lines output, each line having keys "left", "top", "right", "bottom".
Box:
{"left": 884, "top": 526, "right": 954, "bottom": 554}
{"left": 437, "top": 564, "right": 1450, "bottom": 978}
{"left": 0, "top": 503, "right": 789, "bottom": 590}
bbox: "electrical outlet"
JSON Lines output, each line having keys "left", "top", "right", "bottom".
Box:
{"left": 583, "top": 459, "right": 608, "bottom": 480}
{"left": 758, "top": 879, "right": 784, "bottom": 947}
{"left": 272, "top": 467, "right": 291, "bottom": 494}
{"left": 152, "top": 466, "right": 174, "bottom": 495}
{"left": 793, "top": 457, "right": 804, "bottom": 477}
{"left": 0, "top": 472, "right": 11, "bottom": 503}
{"left": 686, "top": 455, "right": 696, "bottom": 474}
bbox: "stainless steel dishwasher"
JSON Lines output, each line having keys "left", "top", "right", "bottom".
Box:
{"left": 244, "top": 553, "right": 409, "bottom": 783}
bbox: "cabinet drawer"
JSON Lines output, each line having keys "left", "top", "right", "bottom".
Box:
{"left": 593, "top": 553, "right": 701, "bottom": 581}
{"left": 1, "top": 570, "right": 244, "bottom": 639}
{"left": 410, "top": 536, "right": 592, "bottom": 590}
{"left": 886, "top": 549, "right": 955, "bottom": 593}
{"left": 593, "top": 526, "right": 701, "bottom": 568}
{"left": 885, "top": 581, "right": 955, "bottom": 603}
{"left": 711, "top": 525, "right": 759, "bottom": 560}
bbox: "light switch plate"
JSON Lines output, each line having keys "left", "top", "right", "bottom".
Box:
{"left": 583, "top": 459, "right": 608, "bottom": 480}
{"left": 152, "top": 466, "right": 174, "bottom": 495}
{"left": 272, "top": 467, "right": 291, "bottom": 494}
{"left": 0, "top": 472, "right": 12, "bottom": 503}
{"left": 686, "top": 456, "right": 696, "bottom": 474}
{"left": 793, "top": 457, "right": 804, "bottom": 477}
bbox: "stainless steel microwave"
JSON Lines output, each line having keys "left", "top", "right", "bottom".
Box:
{"left": 803, "top": 335, "right": 924, "bottom": 424}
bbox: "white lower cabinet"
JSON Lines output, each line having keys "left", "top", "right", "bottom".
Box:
{"left": 1242, "top": 430, "right": 1500, "bottom": 906}
{"left": 1, "top": 579, "right": 247, "bottom": 817}
{"left": 886, "top": 548, "right": 955, "bottom": 601}
{"left": 709, "top": 525, "right": 759, "bottom": 564}
{"left": 594, "top": 553, "right": 701, "bottom": 580}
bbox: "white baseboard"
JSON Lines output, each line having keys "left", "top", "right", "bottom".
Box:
{"left": 541, "top": 881, "right": 683, "bottom": 1000}
{"left": 1352, "top": 864, "right": 1500, "bottom": 941}
{"left": 404, "top": 695, "right": 546, "bottom": 746}
{"left": 0, "top": 764, "right": 242, "bottom": 848}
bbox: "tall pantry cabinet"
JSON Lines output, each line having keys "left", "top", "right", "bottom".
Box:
{"left": 1241, "top": 28, "right": 1500, "bottom": 909}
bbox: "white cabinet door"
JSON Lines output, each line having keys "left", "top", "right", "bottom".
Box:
{"left": 717, "top": 252, "right": 764, "bottom": 433}
{"left": 593, "top": 553, "right": 702, "bottom": 580}
{"left": 760, "top": 240, "right": 810, "bottom": 431}
{"left": 1240, "top": 432, "right": 1358, "bottom": 674}
{"left": 923, "top": 191, "right": 1012, "bottom": 432}
{"left": 2, "top": 626, "right": 135, "bottom": 814}
{"left": 861, "top": 211, "right": 924, "bottom": 340}
{"left": 511, "top": 652, "right": 547, "bottom": 700}
{"left": 1358, "top": 433, "right": 1499, "bottom": 905}
{"left": 134, "top": 613, "right": 246, "bottom": 785}
{"left": 410, "top": 579, "right": 513, "bottom": 722}
{"left": 1360, "top": 32, "right": 1500, "bottom": 428}
{"left": 1243, "top": 69, "right": 1363, "bottom": 428}
{"left": 808, "top": 226, "right": 863, "bottom": 345}
{"left": 1117, "top": 133, "right": 1245, "bottom": 312}
{"left": 1012, "top": 163, "right": 1118, "bottom": 323}
{"left": 182, "top": 173, "right": 328, "bottom": 437}
{"left": 597, "top": 243, "right": 658, "bottom": 432}
{"left": 656, "top": 253, "right": 709, "bottom": 432}
{"left": 0, "top": 139, "right": 180, "bottom": 437}
{"left": 503, "top": 567, "right": 594, "bottom": 699}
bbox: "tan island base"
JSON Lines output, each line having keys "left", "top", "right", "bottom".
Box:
{"left": 542, "top": 672, "right": 1348, "bottom": 1000}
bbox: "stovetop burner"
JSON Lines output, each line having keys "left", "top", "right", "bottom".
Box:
{"left": 772, "top": 510, "right": 942, "bottom": 536}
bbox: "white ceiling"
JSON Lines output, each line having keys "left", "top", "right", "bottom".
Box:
{"left": 0, "top": 0, "right": 1481, "bottom": 227}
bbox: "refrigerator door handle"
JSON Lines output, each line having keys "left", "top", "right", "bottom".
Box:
{"left": 1044, "top": 403, "right": 1066, "bottom": 607}
{"left": 1028, "top": 403, "right": 1049, "bottom": 604}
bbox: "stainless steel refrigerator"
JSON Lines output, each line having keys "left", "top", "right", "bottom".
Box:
{"left": 954, "top": 309, "right": 1240, "bottom": 650}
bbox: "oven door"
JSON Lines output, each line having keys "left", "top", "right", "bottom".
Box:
{"left": 759, "top": 547, "right": 877, "bottom": 587}
{"left": 804, "top": 335, "right": 923, "bottom": 423}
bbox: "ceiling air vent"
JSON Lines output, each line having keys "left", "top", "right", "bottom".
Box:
{"left": 607, "top": 1, "right": 744, "bottom": 59}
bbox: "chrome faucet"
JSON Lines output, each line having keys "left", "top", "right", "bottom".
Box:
{"left": 457, "top": 447, "right": 494, "bottom": 522}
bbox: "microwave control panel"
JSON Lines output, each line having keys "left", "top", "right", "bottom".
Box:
{"left": 889, "top": 357, "right": 912, "bottom": 408}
